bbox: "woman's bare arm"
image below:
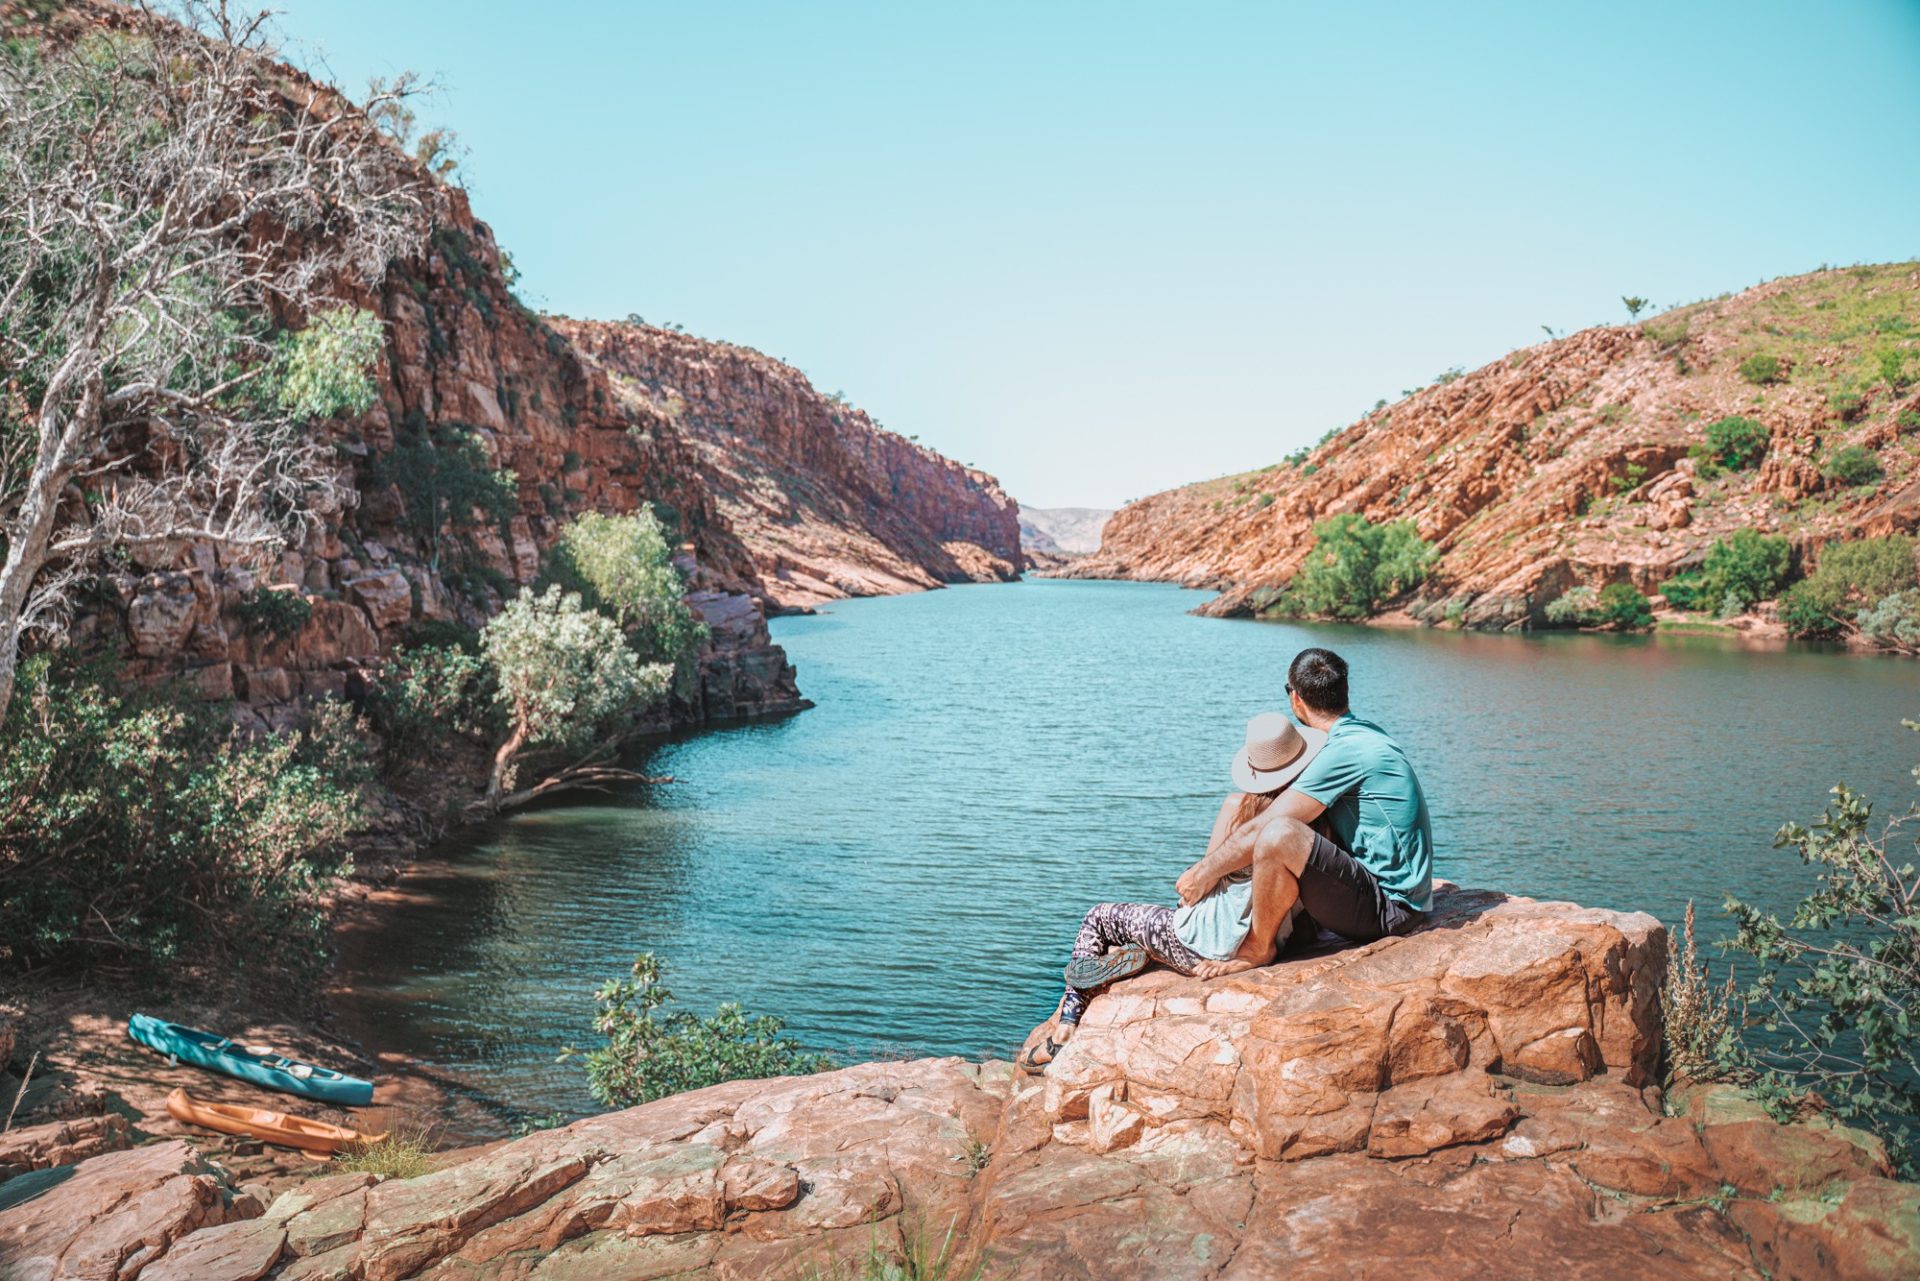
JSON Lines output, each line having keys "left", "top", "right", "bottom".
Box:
{"left": 1176, "top": 787, "right": 1327, "bottom": 904}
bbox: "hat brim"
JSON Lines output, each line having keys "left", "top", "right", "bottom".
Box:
{"left": 1231, "top": 723, "right": 1329, "bottom": 794}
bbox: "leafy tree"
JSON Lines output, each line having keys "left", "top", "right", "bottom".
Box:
{"left": 1857, "top": 590, "right": 1920, "bottom": 655}
{"left": 0, "top": 5, "right": 432, "bottom": 721}
{"left": 1270, "top": 514, "right": 1435, "bottom": 621}
{"left": 1724, "top": 721, "right": 1920, "bottom": 1177}
{"left": 0, "top": 656, "right": 364, "bottom": 973}
{"left": 1701, "top": 529, "right": 1792, "bottom": 611}
{"left": 1778, "top": 536, "right": 1917, "bottom": 639}
{"left": 363, "top": 643, "right": 494, "bottom": 781}
{"left": 1822, "top": 445, "right": 1884, "bottom": 488}
{"left": 478, "top": 585, "right": 671, "bottom": 809}
{"left": 371, "top": 421, "right": 519, "bottom": 571}
{"left": 1622, "top": 296, "right": 1649, "bottom": 321}
{"left": 1544, "top": 582, "right": 1652, "bottom": 630}
{"left": 543, "top": 509, "right": 707, "bottom": 681}
{"left": 1688, "top": 415, "right": 1771, "bottom": 478}
{"left": 562, "top": 953, "right": 831, "bottom": 1108}
{"left": 1661, "top": 530, "right": 1792, "bottom": 615}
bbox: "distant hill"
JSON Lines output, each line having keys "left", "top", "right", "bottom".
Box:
{"left": 1020, "top": 506, "right": 1115, "bottom": 556}
{"left": 1070, "top": 263, "right": 1920, "bottom": 626}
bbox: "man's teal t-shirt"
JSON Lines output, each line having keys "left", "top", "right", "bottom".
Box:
{"left": 1293, "top": 714, "right": 1434, "bottom": 912}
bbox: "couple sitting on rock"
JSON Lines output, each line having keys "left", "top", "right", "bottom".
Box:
{"left": 1025, "top": 646, "right": 1435, "bottom": 1072}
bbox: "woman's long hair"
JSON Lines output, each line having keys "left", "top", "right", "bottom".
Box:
{"left": 1232, "top": 789, "right": 1282, "bottom": 832}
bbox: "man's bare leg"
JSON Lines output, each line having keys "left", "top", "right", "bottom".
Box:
{"left": 1194, "top": 815, "right": 1313, "bottom": 979}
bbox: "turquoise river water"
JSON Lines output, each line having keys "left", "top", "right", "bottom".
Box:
{"left": 331, "top": 579, "right": 1920, "bottom": 1125}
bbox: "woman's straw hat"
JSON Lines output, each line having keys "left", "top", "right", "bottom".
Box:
{"left": 1230, "top": 712, "right": 1328, "bottom": 793}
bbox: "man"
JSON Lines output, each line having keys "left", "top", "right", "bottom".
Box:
{"left": 1176, "top": 646, "right": 1433, "bottom": 977}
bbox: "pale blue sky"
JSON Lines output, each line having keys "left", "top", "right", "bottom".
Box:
{"left": 274, "top": 1, "right": 1920, "bottom": 508}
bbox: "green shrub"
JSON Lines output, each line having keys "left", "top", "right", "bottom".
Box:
{"left": 1595, "top": 582, "right": 1654, "bottom": 629}
{"left": 1658, "top": 572, "right": 1711, "bottom": 612}
{"left": 0, "top": 658, "right": 364, "bottom": 973}
{"left": 1267, "top": 514, "right": 1436, "bottom": 621}
{"left": 232, "top": 586, "right": 312, "bottom": 641}
{"left": 1857, "top": 589, "right": 1920, "bottom": 653}
{"left": 1543, "top": 585, "right": 1597, "bottom": 627}
{"left": 270, "top": 307, "right": 386, "bottom": 421}
{"left": 1777, "top": 536, "right": 1917, "bottom": 638}
{"left": 364, "top": 644, "right": 494, "bottom": 781}
{"left": 479, "top": 585, "right": 672, "bottom": 802}
{"left": 1822, "top": 444, "right": 1883, "bottom": 487}
{"left": 371, "top": 419, "right": 519, "bottom": 571}
{"left": 562, "top": 953, "right": 831, "bottom": 1108}
{"left": 542, "top": 509, "right": 707, "bottom": 680}
{"left": 1543, "top": 582, "right": 1651, "bottom": 630}
{"left": 1830, "top": 389, "right": 1866, "bottom": 422}
{"left": 1901, "top": 410, "right": 1920, "bottom": 434}
{"left": 1660, "top": 530, "right": 1791, "bottom": 615}
{"left": 1688, "top": 415, "right": 1771, "bottom": 478}
{"left": 1737, "top": 354, "right": 1784, "bottom": 385}
{"left": 1702, "top": 529, "right": 1791, "bottom": 610}
{"left": 1724, "top": 721, "right": 1920, "bottom": 1177}
{"left": 1878, "top": 346, "right": 1913, "bottom": 392}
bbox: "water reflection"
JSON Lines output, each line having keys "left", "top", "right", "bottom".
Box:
{"left": 332, "top": 580, "right": 1920, "bottom": 1124}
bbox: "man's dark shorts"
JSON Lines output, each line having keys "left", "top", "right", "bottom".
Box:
{"left": 1296, "top": 832, "right": 1424, "bottom": 944}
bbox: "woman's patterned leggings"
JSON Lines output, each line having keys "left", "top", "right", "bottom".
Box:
{"left": 1058, "top": 901, "right": 1207, "bottom": 1025}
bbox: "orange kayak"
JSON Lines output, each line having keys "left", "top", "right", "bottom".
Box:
{"left": 165, "top": 1087, "right": 386, "bottom": 1155}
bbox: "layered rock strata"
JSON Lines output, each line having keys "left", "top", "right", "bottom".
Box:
{"left": 1071, "top": 265, "right": 1920, "bottom": 627}
{"left": 556, "top": 320, "right": 1025, "bottom": 612}
{"left": 13, "top": 887, "right": 1915, "bottom": 1279}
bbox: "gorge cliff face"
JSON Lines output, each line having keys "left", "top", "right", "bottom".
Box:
{"left": 555, "top": 320, "right": 1024, "bottom": 612}
{"left": 1073, "top": 265, "right": 1920, "bottom": 627}
{"left": 30, "top": 2, "right": 1020, "bottom": 726}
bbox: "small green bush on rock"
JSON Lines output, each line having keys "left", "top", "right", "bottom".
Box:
{"left": 563, "top": 953, "right": 832, "bottom": 1108}
{"left": 1689, "top": 415, "right": 1771, "bottom": 478}
{"left": 1737, "top": 353, "right": 1784, "bottom": 386}
{"left": 232, "top": 586, "right": 312, "bottom": 641}
{"left": 1822, "top": 444, "right": 1883, "bottom": 488}
{"left": 1266, "top": 514, "right": 1436, "bottom": 621}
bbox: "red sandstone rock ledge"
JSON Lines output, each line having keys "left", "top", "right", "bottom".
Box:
{"left": 4, "top": 888, "right": 1915, "bottom": 1280}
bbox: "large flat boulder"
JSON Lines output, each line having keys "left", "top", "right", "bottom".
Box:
{"left": 0, "top": 1139, "right": 252, "bottom": 1281}
{"left": 1038, "top": 886, "right": 1665, "bottom": 1161}
{"left": 27, "top": 889, "right": 1920, "bottom": 1279}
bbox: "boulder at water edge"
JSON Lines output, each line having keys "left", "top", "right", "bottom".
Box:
{"left": 3, "top": 888, "right": 1915, "bottom": 1279}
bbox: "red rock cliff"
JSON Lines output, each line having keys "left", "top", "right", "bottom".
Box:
{"left": 1073, "top": 264, "right": 1920, "bottom": 627}
{"left": 556, "top": 319, "right": 1024, "bottom": 612}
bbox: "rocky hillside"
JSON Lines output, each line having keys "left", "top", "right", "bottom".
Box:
{"left": 1073, "top": 264, "right": 1920, "bottom": 627}
{"left": 1020, "top": 506, "right": 1114, "bottom": 556}
{"left": 8, "top": 887, "right": 1916, "bottom": 1278}
{"left": 24, "top": 1, "right": 1018, "bottom": 727}
{"left": 556, "top": 321, "right": 1024, "bottom": 613}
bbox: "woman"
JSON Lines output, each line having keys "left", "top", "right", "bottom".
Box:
{"left": 1023, "top": 712, "right": 1325, "bottom": 1073}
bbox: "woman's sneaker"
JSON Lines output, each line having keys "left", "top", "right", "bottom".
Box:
{"left": 1063, "top": 944, "right": 1150, "bottom": 992}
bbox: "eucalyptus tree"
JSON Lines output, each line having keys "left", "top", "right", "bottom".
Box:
{"left": 0, "top": 0, "right": 434, "bottom": 718}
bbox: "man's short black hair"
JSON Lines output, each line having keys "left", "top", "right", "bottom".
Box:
{"left": 1289, "top": 647, "right": 1349, "bottom": 715}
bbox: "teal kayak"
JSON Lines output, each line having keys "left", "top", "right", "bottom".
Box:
{"left": 126, "top": 1013, "right": 374, "bottom": 1107}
